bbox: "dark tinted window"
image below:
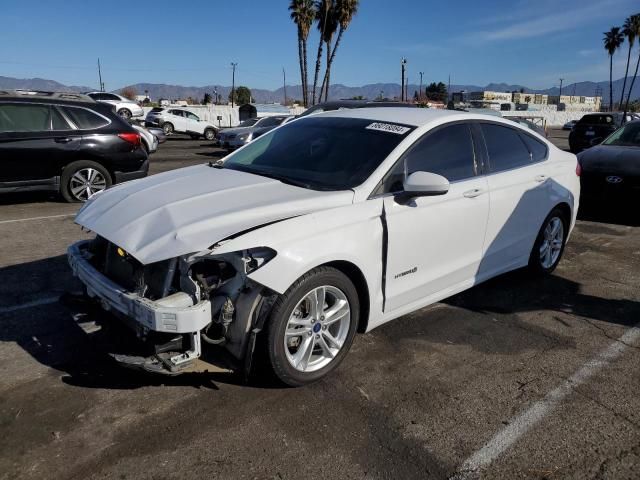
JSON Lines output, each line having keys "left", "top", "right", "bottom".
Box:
{"left": 0, "top": 103, "right": 50, "bottom": 132}
{"left": 62, "top": 107, "right": 110, "bottom": 129}
{"left": 224, "top": 117, "right": 414, "bottom": 190}
{"left": 257, "top": 116, "right": 286, "bottom": 127}
{"left": 51, "top": 107, "right": 72, "bottom": 130}
{"left": 170, "top": 110, "right": 184, "bottom": 117}
{"left": 405, "top": 124, "right": 476, "bottom": 181}
{"left": 481, "top": 124, "right": 531, "bottom": 172}
{"left": 520, "top": 133, "right": 547, "bottom": 162}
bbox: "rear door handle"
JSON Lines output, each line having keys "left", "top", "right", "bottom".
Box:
{"left": 463, "top": 188, "right": 484, "bottom": 198}
{"left": 54, "top": 137, "right": 73, "bottom": 144}
{"left": 534, "top": 174, "right": 548, "bottom": 183}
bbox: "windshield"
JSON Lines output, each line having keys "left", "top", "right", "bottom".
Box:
{"left": 602, "top": 122, "right": 640, "bottom": 147}
{"left": 222, "top": 117, "right": 414, "bottom": 190}
{"left": 255, "top": 116, "right": 285, "bottom": 127}
{"left": 238, "top": 118, "right": 259, "bottom": 127}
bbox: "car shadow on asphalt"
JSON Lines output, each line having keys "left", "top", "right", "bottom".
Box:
{"left": 0, "top": 191, "right": 63, "bottom": 205}
{"left": 578, "top": 201, "right": 640, "bottom": 227}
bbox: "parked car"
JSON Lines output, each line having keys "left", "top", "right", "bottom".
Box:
{"left": 68, "top": 108, "right": 580, "bottom": 385}
{"left": 132, "top": 124, "right": 159, "bottom": 154}
{"left": 0, "top": 90, "right": 148, "bottom": 202}
{"left": 568, "top": 113, "right": 636, "bottom": 153}
{"left": 144, "top": 107, "right": 218, "bottom": 140}
{"left": 299, "top": 100, "right": 416, "bottom": 117}
{"left": 577, "top": 120, "right": 640, "bottom": 206}
{"left": 86, "top": 92, "right": 144, "bottom": 120}
{"left": 563, "top": 120, "right": 577, "bottom": 131}
{"left": 216, "top": 115, "right": 293, "bottom": 150}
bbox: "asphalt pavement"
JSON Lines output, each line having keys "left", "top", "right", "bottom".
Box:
{"left": 0, "top": 130, "right": 638, "bottom": 480}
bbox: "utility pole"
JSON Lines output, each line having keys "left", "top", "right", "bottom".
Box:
{"left": 448, "top": 74, "right": 451, "bottom": 103}
{"left": 400, "top": 57, "right": 407, "bottom": 102}
{"left": 230, "top": 62, "right": 238, "bottom": 107}
{"left": 282, "top": 67, "right": 287, "bottom": 106}
{"left": 558, "top": 78, "right": 564, "bottom": 99}
{"left": 97, "top": 58, "right": 104, "bottom": 92}
{"left": 419, "top": 72, "right": 424, "bottom": 101}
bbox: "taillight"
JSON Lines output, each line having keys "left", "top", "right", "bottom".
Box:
{"left": 575, "top": 161, "right": 582, "bottom": 177}
{"left": 118, "top": 132, "right": 141, "bottom": 147}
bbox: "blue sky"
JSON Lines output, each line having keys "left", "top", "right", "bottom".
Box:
{"left": 1, "top": 0, "right": 637, "bottom": 91}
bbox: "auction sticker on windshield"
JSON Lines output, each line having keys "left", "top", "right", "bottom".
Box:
{"left": 366, "top": 122, "right": 411, "bottom": 135}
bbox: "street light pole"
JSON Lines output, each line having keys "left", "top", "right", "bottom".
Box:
{"left": 231, "top": 62, "right": 238, "bottom": 107}
{"left": 283, "top": 67, "right": 287, "bottom": 106}
{"left": 401, "top": 58, "right": 407, "bottom": 102}
{"left": 419, "top": 71, "right": 424, "bottom": 101}
{"left": 559, "top": 78, "right": 564, "bottom": 100}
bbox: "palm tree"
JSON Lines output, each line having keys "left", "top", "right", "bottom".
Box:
{"left": 289, "top": 0, "right": 315, "bottom": 106}
{"left": 318, "top": 4, "right": 338, "bottom": 101}
{"left": 319, "top": 0, "right": 359, "bottom": 102}
{"left": 623, "top": 14, "right": 640, "bottom": 115}
{"left": 604, "top": 27, "right": 624, "bottom": 111}
{"left": 311, "top": 0, "right": 332, "bottom": 105}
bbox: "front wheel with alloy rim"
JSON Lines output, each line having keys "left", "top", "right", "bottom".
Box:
{"left": 60, "top": 160, "right": 112, "bottom": 202}
{"left": 117, "top": 109, "right": 132, "bottom": 120}
{"left": 204, "top": 128, "right": 216, "bottom": 141}
{"left": 528, "top": 208, "right": 568, "bottom": 274}
{"left": 266, "top": 267, "right": 359, "bottom": 386}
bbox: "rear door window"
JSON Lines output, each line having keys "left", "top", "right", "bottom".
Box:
{"left": 61, "top": 106, "right": 110, "bottom": 130}
{"left": 481, "top": 123, "right": 532, "bottom": 172}
{"left": 519, "top": 133, "right": 548, "bottom": 162}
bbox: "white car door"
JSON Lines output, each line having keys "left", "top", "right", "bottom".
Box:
{"left": 381, "top": 122, "right": 490, "bottom": 313}
{"left": 477, "top": 122, "right": 552, "bottom": 278}
{"left": 168, "top": 110, "right": 187, "bottom": 132}
{"left": 184, "top": 111, "right": 204, "bottom": 134}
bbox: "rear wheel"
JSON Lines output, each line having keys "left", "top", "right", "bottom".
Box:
{"left": 60, "top": 160, "right": 112, "bottom": 203}
{"left": 265, "top": 267, "right": 359, "bottom": 387}
{"left": 162, "top": 122, "right": 174, "bottom": 135}
{"left": 528, "top": 208, "right": 568, "bottom": 274}
{"left": 117, "top": 108, "right": 132, "bottom": 120}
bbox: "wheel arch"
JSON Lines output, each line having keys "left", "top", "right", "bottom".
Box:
{"left": 553, "top": 201, "right": 572, "bottom": 227}
{"left": 321, "top": 260, "right": 370, "bottom": 334}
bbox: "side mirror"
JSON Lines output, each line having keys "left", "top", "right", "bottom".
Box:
{"left": 397, "top": 171, "right": 450, "bottom": 202}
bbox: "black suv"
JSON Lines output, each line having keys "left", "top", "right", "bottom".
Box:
{"left": 568, "top": 113, "right": 637, "bottom": 153}
{"left": 0, "top": 90, "right": 148, "bottom": 202}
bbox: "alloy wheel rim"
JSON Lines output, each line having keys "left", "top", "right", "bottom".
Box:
{"left": 539, "top": 217, "right": 564, "bottom": 269}
{"left": 284, "top": 285, "right": 351, "bottom": 373}
{"left": 69, "top": 168, "right": 107, "bottom": 201}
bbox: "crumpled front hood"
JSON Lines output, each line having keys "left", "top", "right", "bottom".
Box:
{"left": 75, "top": 165, "right": 354, "bottom": 264}
{"left": 579, "top": 145, "right": 640, "bottom": 175}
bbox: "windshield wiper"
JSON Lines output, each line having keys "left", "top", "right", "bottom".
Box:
{"left": 258, "top": 171, "right": 314, "bottom": 189}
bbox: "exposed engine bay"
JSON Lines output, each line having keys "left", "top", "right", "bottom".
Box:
{"left": 71, "top": 235, "right": 278, "bottom": 376}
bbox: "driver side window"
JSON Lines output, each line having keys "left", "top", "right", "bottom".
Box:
{"left": 378, "top": 123, "right": 477, "bottom": 194}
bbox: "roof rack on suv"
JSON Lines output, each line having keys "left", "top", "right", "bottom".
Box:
{"left": 0, "top": 89, "right": 95, "bottom": 103}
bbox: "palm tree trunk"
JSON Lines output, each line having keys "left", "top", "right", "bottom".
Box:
{"left": 302, "top": 39, "right": 309, "bottom": 106}
{"left": 320, "top": 28, "right": 344, "bottom": 103}
{"left": 312, "top": 38, "right": 324, "bottom": 105}
{"left": 610, "top": 54, "right": 614, "bottom": 112}
{"left": 624, "top": 51, "right": 639, "bottom": 114}
{"left": 297, "top": 35, "right": 306, "bottom": 107}
{"left": 619, "top": 43, "right": 632, "bottom": 109}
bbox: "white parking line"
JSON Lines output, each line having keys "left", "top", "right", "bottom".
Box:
{"left": 0, "top": 296, "right": 61, "bottom": 314}
{"left": 0, "top": 213, "right": 75, "bottom": 225}
{"left": 451, "top": 323, "right": 640, "bottom": 479}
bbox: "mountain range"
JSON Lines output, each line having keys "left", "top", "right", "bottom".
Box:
{"left": 1, "top": 75, "right": 638, "bottom": 105}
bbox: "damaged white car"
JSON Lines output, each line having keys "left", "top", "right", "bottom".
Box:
{"left": 68, "top": 108, "right": 580, "bottom": 386}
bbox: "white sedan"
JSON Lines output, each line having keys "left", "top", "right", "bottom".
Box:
{"left": 86, "top": 92, "right": 144, "bottom": 119}
{"left": 68, "top": 108, "right": 580, "bottom": 386}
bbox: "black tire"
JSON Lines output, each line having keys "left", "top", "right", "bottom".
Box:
{"left": 117, "top": 109, "right": 132, "bottom": 120}
{"left": 60, "top": 160, "right": 112, "bottom": 203}
{"left": 162, "top": 122, "right": 174, "bottom": 135}
{"left": 265, "top": 266, "right": 359, "bottom": 387}
{"left": 528, "top": 207, "right": 569, "bottom": 274}
{"left": 204, "top": 128, "right": 216, "bottom": 141}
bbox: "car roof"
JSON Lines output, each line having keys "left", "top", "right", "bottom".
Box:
{"left": 309, "top": 107, "right": 466, "bottom": 127}
{"left": 0, "top": 89, "right": 96, "bottom": 104}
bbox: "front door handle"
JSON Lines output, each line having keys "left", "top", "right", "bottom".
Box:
{"left": 54, "top": 137, "right": 73, "bottom": 144}
{"left": 463, "top": 188, "right": 484, "bottom": 198}
{"left": 534, "top": 174, "right": 548, "bottom": 183}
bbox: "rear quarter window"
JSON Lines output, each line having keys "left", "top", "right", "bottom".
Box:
{"left": 519, "top": 133, "right": 548, "bottom": 162}
{"left": 62, "top": 106, "right": 110, "bottom": 130}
